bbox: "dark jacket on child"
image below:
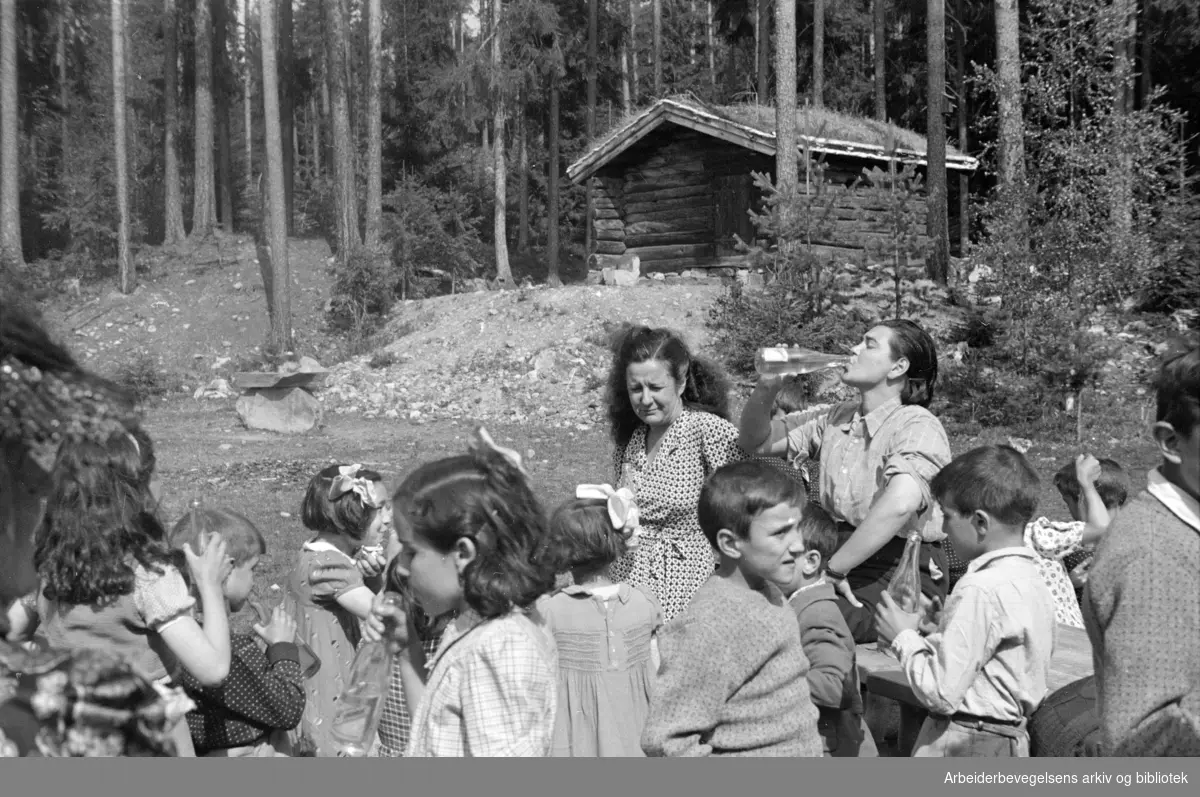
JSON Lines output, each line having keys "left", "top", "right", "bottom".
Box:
{"left": 180, "top": 633, "right": 305, "bottom": 756}
{"left": 788, "top": 580, "right": 875, "bottom": 757}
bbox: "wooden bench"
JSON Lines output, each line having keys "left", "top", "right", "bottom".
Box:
{"left": 856, "top": 623, "right": 1094, "bottom": 756}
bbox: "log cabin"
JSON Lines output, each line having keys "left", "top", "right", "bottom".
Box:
{"left": 566, "top": 97, "right": 980, "bottom": 274}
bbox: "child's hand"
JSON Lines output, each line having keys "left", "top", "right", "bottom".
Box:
{"left": 917, "top": 593, "right": 943, "bottom": 636}
{"left": 184, "top": 531, "right": 231, "bottom": 592}
{"left": 874, "top": 591, "right": 921, "bottom": 648}
{"left": 1069, "top": 558, "right": 1091, "bottom": 590}
{"left": 1074, "top": 454, "right": 1102, "bottom": 487}
{"left": 356, "top": 546, "right": 388, "bottom": 578}
{"left": 362, "top": 591, "right": 409, "bottom": 648}
{"left": 253, "top": 606, "right": 298, "bottom": 646}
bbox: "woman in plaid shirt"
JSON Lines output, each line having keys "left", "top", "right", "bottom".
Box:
{"left": 366, "top": 429, "right": 559, "bottom": 757}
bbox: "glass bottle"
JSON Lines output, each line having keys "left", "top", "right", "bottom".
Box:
{"left": 876, "top": 529, "right": 924, "bottom": 656}
{"left": 329, "top": 594, "right": 403, "bottom": 757}
{"left": 754, "top": 347, "right": 853, "bottom": 377}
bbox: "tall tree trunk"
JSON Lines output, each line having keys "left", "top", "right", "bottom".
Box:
{"left": 775, "top": 0, "right": 797, "bottom": 198}
{"left": 57, "top": 2, "right": 69, "bottom": 178}
{"left": 364, "top": 0, "right": 382, "bottom": 247}
{"left": 994, "top": 0, "right": 1025, "bottom": 202}
{"left": 756, "top": 0, "right": 769, "bottom": 102}
{"left": 324, "top": 0, "right": 360, "bottom": 264}
{"left": 492, "top": 0, "right": 512, "bottom": 287}
{"left": 214, "top": 0, "right": 234, "bottom": 232}
{"left": 955, "top": 0, "right": 967, "bottom": 256}
{"left": 547, "top": 72, "right": 561, "bottom": 287}
{"left": 926, "top": 0, "right": 949, "bottom": 283}
{"left": 813, "top": 0, "right": 824, "bottom": 108}
{"left": 653, "top": 0, "right": 662, "bottom": 96}
{"left": 707, "top": 0, "right": 715, "bottom": 89}
{"left": 629, "top": 0, "right": 640, "bottom": 101}
{"left": 1138, "top": 1, "right": 1151, "bottom": 109}
{"left": 621, "top": 7, "right": 632, "bottom": 114}
{"left": 517, "top": 90, "right": 529, "bottom": 253}
{"left": 280, "top": 0, "right": 294, "bottom": 234}
{"left": 192, "top": 0, "right": 216, "bottom": 237}
{"left": 873, "top": 0, "right": 886, "bottom": 120}
{"left": 1111, "top": 0, "right": 1135, "bottom": 242}
{"left": 586, "top": 0, "right": 597, "bottom": 260}
{"left": 309, "top": 94, "right": 320, "bottom": 177}
{"left": 0, "top": 0, "right": 23, "bottom": 268}
{"left": 240, "top": 0, "right": 252, "bottom": 191}
{"left": 320, "top": 47, "right": 331, "bottom": 171}
{"left": 260, "top": 0, "right": 291, "bottom": 352}
{"left": 113, "top": 0, "right": 133, "bottom": 292}
{"left": 163, "top": 0, "right": 187, "bottom": 243}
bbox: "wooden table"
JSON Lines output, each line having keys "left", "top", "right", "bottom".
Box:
{"left": 856, "top": 623, "right": 1094, "bottom": 755}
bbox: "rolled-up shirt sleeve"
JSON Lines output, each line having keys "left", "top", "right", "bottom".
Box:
{"left": 880, "top": 410, "right": 952, "bottom": 515}
{"left": 782, "top": 407, "right": 830, "bottom": 465}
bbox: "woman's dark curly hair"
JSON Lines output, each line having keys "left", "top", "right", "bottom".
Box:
{"left": 539, "top": 498, "right": 627, "bottom": 576}
{"left": 392, "top": 449, "right": 555, "bottom": 620}
{"left": 34, "top": 435, "right": 179, "bottom": 605}
{"left": 605, "top": 325, "right": 734, "bottom": 447}
{"left": 878, "top": 319, "right": 939, "bottom": 409}
{"left": 301, "top": 464, "right": 385, "bottom": 543}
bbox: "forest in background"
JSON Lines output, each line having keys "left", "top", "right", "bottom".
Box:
{"left": 1, "top": 0, "right": 1198, "bottom": 356}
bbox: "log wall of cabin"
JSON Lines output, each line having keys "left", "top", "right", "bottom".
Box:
{"left": 588, "top": 131, "right": 943, "bottom": 274}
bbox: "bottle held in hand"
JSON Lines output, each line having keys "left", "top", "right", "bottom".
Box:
{"left": 878, "top": 530, "right": 923, "bottom": 655}
{"left": 329, "top": 593, "right": 403, "bottom": 757}
{"left": 754, "top": 347, "right": 853, "bottom": 377}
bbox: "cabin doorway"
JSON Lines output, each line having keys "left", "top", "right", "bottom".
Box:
{"left": 713, "top": 173, "right": 760, "bottom": 258}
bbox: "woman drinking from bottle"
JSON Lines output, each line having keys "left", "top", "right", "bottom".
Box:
{"left": 738, "top": 319, "right": 952, "bottom": 643}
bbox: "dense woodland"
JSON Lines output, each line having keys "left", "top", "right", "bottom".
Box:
{"left": 0, "top": 0, "right": 1198, "bottom": 352}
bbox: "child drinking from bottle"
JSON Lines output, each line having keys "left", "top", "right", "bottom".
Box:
{"left": 285, "top": 464, "right": 390, "bottom": 756}
{"left": 365, "top": 428, "right": 559, "bottom": 756}
{"left": 169, "top": 507, "right": 304, "bottom": 756}
{"left": 536, "top": 488, "right": 663, "bottom": 756}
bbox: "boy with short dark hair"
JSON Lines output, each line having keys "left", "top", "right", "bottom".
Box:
{"left": 875, "top": 445, "right": 1056, "bottom": 757}
{"left": 641, "top": 460, "right": 822, "bottom": 757}
{"left": 1083, "top": 341, "right": 1200, "bottom": 756}
{"left": 169, "top": 507, "right": 305, "bottom": 757}
{"left": 776, "top": 504, "right": 876, "bottom": 757}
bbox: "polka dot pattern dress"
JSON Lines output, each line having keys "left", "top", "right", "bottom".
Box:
{"left": 609, "top": 409, "right": 747, "bottom": 624}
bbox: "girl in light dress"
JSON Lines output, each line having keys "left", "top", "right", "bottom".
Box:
{"left": 536, "top": 489, "right": 662, "bottom": 757}
{"left": 284, "top": 464, "right": 390, "bottom": 756}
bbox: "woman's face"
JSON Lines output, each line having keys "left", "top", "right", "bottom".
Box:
{"left": 1, "top": 442, "right": 49, "bottom": 606}
{"left": 842, "top": 325, "right": 908, "bottom": 392}
{"left": 626, "top": 359, "right": 686, "bottom": 429}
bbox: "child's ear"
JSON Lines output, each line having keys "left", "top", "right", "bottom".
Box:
{"left": 453, "top": 537, "right": 477, "bottom": 575}
{"left": 1153, "top": 421, "right": 1184, "bottom": 465}
{"left": 801, "top": 550, "right": 822, "bottom": 577}
{"left": 715, "top": 528, "right": 742, "bottom": 560}
{"left": 970, "top": 509, "right": 991, "bottom": 538}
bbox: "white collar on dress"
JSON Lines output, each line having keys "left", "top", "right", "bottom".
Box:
{"left": 1147, "top": 467, "right": 1200, "bottom": 532}
{"left": 301, "top": 538, "right": 353, "bottom": 558}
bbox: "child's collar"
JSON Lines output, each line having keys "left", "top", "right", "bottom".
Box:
{"left": 786, "top": 576, "right": 827, "bottom": 602}
{"left": 1147, "top": 467, "right": 1200, "bottom": 532}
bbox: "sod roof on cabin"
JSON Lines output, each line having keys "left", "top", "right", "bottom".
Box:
{"left": 567, "top": 96, "right": 979, "bottom": 184}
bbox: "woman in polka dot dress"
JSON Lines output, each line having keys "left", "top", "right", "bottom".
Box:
{"left": 604, "top": 326, "right": 749, "bottom": 623}
{"left": 283, "top": 465, "right": 390, "bottom": 756}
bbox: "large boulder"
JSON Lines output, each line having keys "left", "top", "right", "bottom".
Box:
{"left": 236, "top": 387, "right": 323, "bottom": 434}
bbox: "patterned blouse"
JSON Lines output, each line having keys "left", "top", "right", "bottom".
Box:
{"left": 609, "top": 409, "right": 747, "bottom": 623}
{"left": 1, "top": 641, "right": 190, "bottom": 757}
{"left": 405, "top": 610, "right": 557, "bottom": 757}
{"left": 1024, "top": 518, "right": 1088, "bottom": 629}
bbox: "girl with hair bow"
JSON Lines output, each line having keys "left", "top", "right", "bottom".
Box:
{"left": 532, "top": 484, "right": 664, "bottom": 756}
{"left": 283, "top": 463, "right": 392, "bottom": 756}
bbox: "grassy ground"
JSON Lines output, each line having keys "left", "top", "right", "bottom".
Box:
{"left": 145, "top": 395, "right": 1162, "bottom": 635}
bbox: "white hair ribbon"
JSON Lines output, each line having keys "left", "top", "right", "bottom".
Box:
{"left": 576, "top": 483, "right": 644, "bottom": 551}
{"left": 328, "top": 463, "right": 384, "bottom": 508}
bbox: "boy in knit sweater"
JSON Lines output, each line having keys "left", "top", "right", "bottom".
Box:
{"left": 875, "top": 445, "right": 1056, "bottom": 757}
{"left": 641, "top": 460, "right": 823, "bottom": 757}
{"left": 1082, "top": 341, "right": 1200, "bottom": 756}
{"left": 777, "top": 504, "right": 876, "bottom": 757}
